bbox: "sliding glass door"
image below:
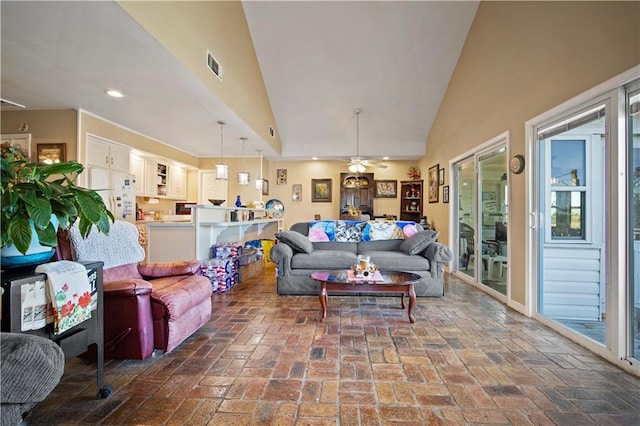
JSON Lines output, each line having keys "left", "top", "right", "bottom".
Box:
{"left": 535, "top": 105, "right": 607, "bottom": 344}
{"left": 453, "top": 135, "right": 508, "bottom": 297}
{"left": 628, "top": 87, "right": 639, "bottom": 361}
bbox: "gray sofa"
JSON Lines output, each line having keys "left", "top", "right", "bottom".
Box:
{"left": 270, "top": 221, "right": 452, "bottom": 296}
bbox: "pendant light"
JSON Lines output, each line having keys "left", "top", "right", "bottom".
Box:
{"left": 255, "top": 149, "right": 263, "bottom": 191}
{"left": 237, "top": 137, "right": 250, "bottom": 185}
{"left": 348, "top": 108, "right": 366, "bottom": 173}
{"left": 215, "top": 120, "right": 228, "bottom": 180}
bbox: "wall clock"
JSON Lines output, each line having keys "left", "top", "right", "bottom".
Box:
{"left": 509, "top": 154, "right": 525, "bottom": 174}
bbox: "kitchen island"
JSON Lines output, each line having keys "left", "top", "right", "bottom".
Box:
{"left": 141, "top": 205, "right": 282, "bottom": 262}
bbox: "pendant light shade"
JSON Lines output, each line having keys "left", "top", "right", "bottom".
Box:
{"left": 238, "top": 137, "right": 250, "bottom": 185}
{"left": 216, "top": 120, "right": 228, "bottom": 180}
{"left": 255, "top": 149, "right": 263, "bottom": 191}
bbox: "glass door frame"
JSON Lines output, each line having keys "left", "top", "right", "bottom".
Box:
{"left": 524, "top": 67, "right": 639, "bottom": 374}
{"left": 450, "top": 131, "right": 510, "bottom": 302}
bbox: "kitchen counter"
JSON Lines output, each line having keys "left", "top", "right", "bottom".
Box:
{"left": 136, "top": 215, "right": 192, "bottom": 224}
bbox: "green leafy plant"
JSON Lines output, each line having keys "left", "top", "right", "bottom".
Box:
{"left": 1, "top": 144, "right": 114, "bottom": 255}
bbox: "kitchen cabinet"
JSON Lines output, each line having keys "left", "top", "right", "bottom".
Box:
{"left": 400, "top": 180, "right": 423, "bottom": 222}
{"left": 130, "top": 155, "right": 146, "bottom": 196}
{"left": 167, "top": 166, "right": 187, "bottom": 200}
{"left": 86, "top": 135, "right": 129, "bottom": 172}
{"left": 130, "top": 154, "right": 187, "bottom": 200}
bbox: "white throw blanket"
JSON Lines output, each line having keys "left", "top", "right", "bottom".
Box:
{"left": 68, "top": 220, "right": 145, "bottom": 268}
{"left": 35, "top": 260, "right": 92, "bottom": 335}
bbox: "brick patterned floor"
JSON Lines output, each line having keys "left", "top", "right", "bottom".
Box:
{"left": 26, "top": 264, "right": 640, "bottom": 425}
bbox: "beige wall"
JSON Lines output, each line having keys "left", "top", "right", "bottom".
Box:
{"left": 118, "top": 0, "right": 281, "bottom": 154}
{"left": 79, "top": 111, "right": 199, "bottom": 168}
{"left": 1, "top": 110, "right": 77, "bottom": 161}
{"left": 263, "top": 159, "right": 420, "bottom": 227}
{"left": 424, "top": 1, "right": 640, "bottom": 304}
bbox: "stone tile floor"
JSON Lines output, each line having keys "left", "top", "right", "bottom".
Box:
{"left": 26, "top": 264, "right": 640, "bottom": 425}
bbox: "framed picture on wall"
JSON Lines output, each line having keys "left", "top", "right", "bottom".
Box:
{"left": 428, "top": 164, "right": 439, "bottom": 203}
{"left": 292, "top": 184, "right": 302, "bottom": 201}
{"left": 443, "top": 185, "right": 450, "bottom": 203}
{"left": 1, "top": 133, "right": 31, "bottom": 160}
{"left": 374, "top": 180, "right": 397, "bottom": 198}
{"left": 37, "top": 143, "right": 66, "bottom": 164}
{"left": 312, "top": 178, "right": 332, "bottom": 202}
{"left": 262, "top": 179, "right": 269, "bottom": 196}
{"left": 438, "top": 167, "right": 445, "bottom": 186}
{"left": 277, "top": 169, "right": 287, "bottom": 185}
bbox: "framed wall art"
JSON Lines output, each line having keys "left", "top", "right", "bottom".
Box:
{"left": 37, "top": 143, "right": 66, "bottom": 164}
{"left": 374, "top": 180, "right": 397, "bottom": 198}
{"left": 277, "top": 168, "right": 287, "bottom": 185}
{"left": 312, "top": 178, "right": 332, "bottom": 202}
{"left": 1, "top": 133, "right": 31, "bottom": 160}
{"left": 438, "top": 167, "right": 445, "bottom": 185}
{"left": 262, "top": 179, "right": 269, "bottom": 196}
{"left": 428, "top": 164, "right": 439, "bottom": 203}
{"left": 292, "top": 184, "right": 302, "bottom": 201}
{"left": 443, "top": 185, "right": 450, "bottom": 203}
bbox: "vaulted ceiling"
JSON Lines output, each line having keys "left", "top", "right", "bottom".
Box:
{"left": 1, "top": 1, "right": 478, "bottom": 161}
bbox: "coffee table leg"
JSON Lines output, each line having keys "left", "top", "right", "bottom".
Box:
{"left": 400, "top": 293, "right": 406, "bottom": 309}
{"left": 319, "top": 282, "right": 328, "bottom": 320}
{"left": 407, "top": 283, "right": 416, "bottom": 323}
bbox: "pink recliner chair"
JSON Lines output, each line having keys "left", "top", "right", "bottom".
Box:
{"left": 55, "top": 221, "right": 211, "bottom": 359}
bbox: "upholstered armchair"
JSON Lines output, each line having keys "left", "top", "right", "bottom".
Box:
{"left": 55, "top": 221, "right": 211, "bottom": 359}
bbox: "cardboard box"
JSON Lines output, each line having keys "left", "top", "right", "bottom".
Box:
{"left": 239, "top": 260, "right": 264, "bottom": 282}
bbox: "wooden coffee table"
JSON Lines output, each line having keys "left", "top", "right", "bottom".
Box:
{"left": 310, "top": 270, "right": 421, "bottom": 323}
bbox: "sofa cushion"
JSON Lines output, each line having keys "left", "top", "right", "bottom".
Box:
{"left": 276, "top": 230, "right": 314, "bottom": 253}
{"left": 358, "top": 239, "right": 403, "bottom": 253}
{"left": 313, "top": 241, "right": 358, "bottom": 252}
{"left": 291, "top": 250, "right": 358, "bottom": 270}
{"left": 361, "top": 250, "right": 432, "bottom": 271}
{"left": 399, "top": 230, "right": 440, "bottom": 255}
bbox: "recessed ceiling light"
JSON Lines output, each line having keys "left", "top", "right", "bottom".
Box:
{"left": 382, "top": 156, "right": 389, "bottom": 160}
{"left": 105, "top": 90, "right": 125, "bottom": 98}
{"left": 312, "top": 157, "right": 318, "bottom": 160}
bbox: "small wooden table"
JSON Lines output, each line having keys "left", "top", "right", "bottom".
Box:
{"left": 311, "top": 270, "right": 421, "bottom": 323}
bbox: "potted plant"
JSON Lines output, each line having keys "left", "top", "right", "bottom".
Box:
{"left": 1, "top": 144, "right": 114, "bottom": 266}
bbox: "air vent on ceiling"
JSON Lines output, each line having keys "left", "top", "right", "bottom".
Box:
{"left": 269, "top": 126, "right": 275, "bottom": 138}
{"left": 206, "top": 50, "right": 223, "bottom": 82}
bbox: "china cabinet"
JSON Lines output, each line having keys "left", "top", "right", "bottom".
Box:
{"left": 399, "top": 180, "right": 423, "bottom": 221}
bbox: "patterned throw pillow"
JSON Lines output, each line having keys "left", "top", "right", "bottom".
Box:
{"left": 308, "top": 220, "right": 336, "bottom": 242}
{"left": 363, "top": 221, "right": 406, "bottom": 241}
{"left": 335, "top": 221, "right": 367, "bottom": 242}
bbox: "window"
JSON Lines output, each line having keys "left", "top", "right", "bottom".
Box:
{"left": 550, "top": 139, "right": 587, "bottom": 239}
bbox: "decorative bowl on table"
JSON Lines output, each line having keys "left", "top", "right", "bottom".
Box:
{"left": 351, "top": 262, "right": 378, "bottom": 278}
{"left": 208, "top": 199, "right": 225, "bottom": 206}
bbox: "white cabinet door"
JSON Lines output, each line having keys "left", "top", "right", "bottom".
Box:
{"left": 109, "top": 143, "right": 130, "bottom": 172}
{"left": 86, "top": 136, "right": 110, "bottom": 168}
{"left": 167, "top": 166, "right": 187, "bottom": 200}
{"left": 130, "top": 155, "right": 146, "bottom": 196}
{"left": 144, "top": 158, "right": 159, "bottom": 196}
{"left": 86, "top": 135, "right": 130, "bottom": 172}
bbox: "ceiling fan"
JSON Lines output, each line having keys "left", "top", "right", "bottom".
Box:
{"left": 345, "top": 108, "right": 387, "bottom": 172}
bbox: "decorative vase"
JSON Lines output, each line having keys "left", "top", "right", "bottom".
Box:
{"left": 235, "top": 195, "right": 242, "bottom": 207}
{"left": 1, "top": 216, "right": 58, "bottom": 269}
